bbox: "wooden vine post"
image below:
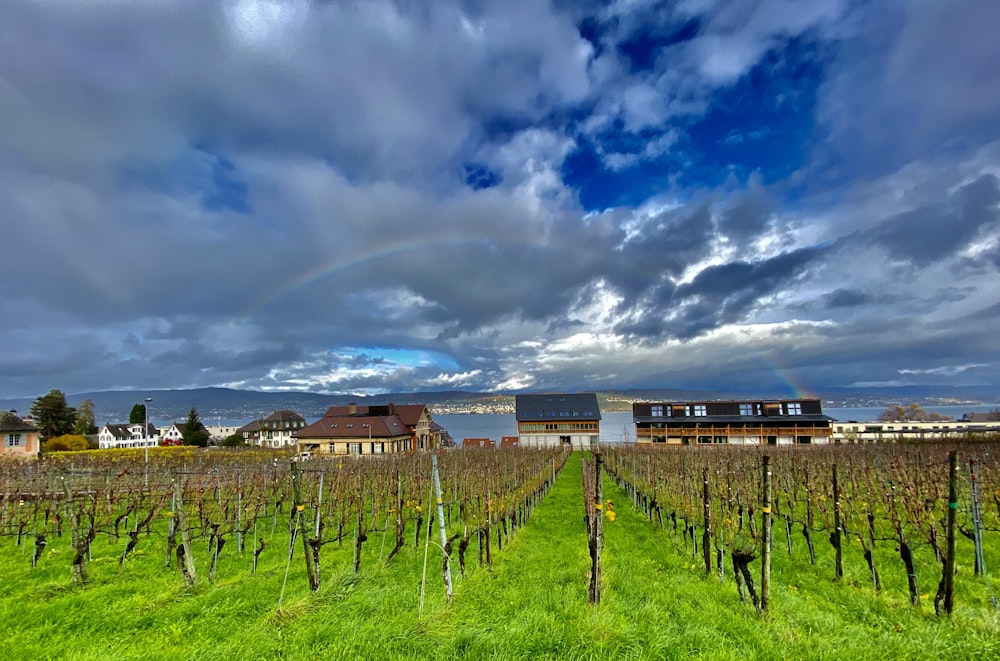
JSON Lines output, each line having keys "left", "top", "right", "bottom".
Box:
{"left": 940, "top": 450, "right": 959, "bottom": 615}
{"left": 702, "top": 467, "right": 712, "bottom": 575}
{"left": 62, "top": 477, "right": 89, "bottom": 583}
{"left": 832, "top": 464, "right": 843, "bottom": 579}
{"left": 172, "top": 476, "right": 197, "bottom": 587}
{"left": 290, "top": 460, "right": 321, "bottom": 591}
{"left": 589, "top": 452, "right": 604, "bottom": 605}
{"left": 761, "top": 455, "right": 772, "bottom": 613}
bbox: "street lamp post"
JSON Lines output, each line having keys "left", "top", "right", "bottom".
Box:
{"left": 144, "top": 397, "right": 153, "bottom": 471}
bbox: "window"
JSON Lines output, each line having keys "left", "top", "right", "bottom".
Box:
{"left": 6, "top": 433, "right": 22, "bottom": 447}
{"left": 690, "top": 405, "right": 707, "bottom": 416}
{"left": 650, "top": 405, "right": 663, "bottom": 417}
{"left": 739, "top": 403, "right": 757, "bottom": 416}
{"left": 374, "top": 442, "right": 384, "bottom": 454}
{"left": 348, "top": 443, "right": 361, "bottom": 455}
{"left": 786, "top": 402, "right": 802, "bottom": 415}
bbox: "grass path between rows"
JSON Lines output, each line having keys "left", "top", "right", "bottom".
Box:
{"left": 3, "top": 452, "right": 1000, "bottom": 660}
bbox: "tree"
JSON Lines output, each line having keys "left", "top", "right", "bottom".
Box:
{"left": 878, "top": 403, "right": 951, "bottom": 422}
{"left": 219, "top": 432, "right": 246, "bottom": 448}
{"left": 30, "top": 389, "right": 76, "bottom": 442}
{"left": 73, "top": 399, "right": 98, "bottom": 436}
{"left": 181, "top": 407, "right": 209, "bottom": 447}
{"left": 129, "top": 403, "right": 147, "bottom": 424}
{"left": 42, "top": 434, "right": 90, "bottom": 453}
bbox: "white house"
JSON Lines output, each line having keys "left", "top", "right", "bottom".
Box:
{"left": 98, "top": 422, "right": 159, "bottom": 449}
{"left": 159, "top": 424, "right": 185, "bottom": 445}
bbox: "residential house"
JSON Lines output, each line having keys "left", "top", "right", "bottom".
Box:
{"left": 239, "top": 410, "right": 308, "bottom": 448}
{"left": 1, "top": 410, "right": 40, "bottom": 458}
{"left": 295, "top": 402, "right": 444, "bottom": 456}
{"left": 97, "top": 422, "right": 159, "bottom": 449}
{"left": 515, "top": 393, "right": 601, "bottom": 450}
{"left": 159, "top": 423, "right": 185, "bottom": 446}
{"left": 500, "top": 436, "right": 519, "bottom": 448}
{"left": 463, "top": 438, "right": 493, "bottom": 448}
{"left": 633, "top": 398, "right": 834, "bottom": 446}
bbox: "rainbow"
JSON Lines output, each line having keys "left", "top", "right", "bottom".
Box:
{"left": 765, "top": 363, "right": 816, "bottom": 399}
{"left": 240, "top": 235, "right": 520, "bottom": 319}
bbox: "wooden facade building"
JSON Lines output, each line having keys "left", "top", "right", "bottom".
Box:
{"left": 516, "top": 393, "right": 601, "bottom": 450}
{"left": 633, "top": 398, "right": 833, "bottom": 446}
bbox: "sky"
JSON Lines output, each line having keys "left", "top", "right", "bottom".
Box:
{"left": 2, "top": 0, "right": 999, "bottom": 400}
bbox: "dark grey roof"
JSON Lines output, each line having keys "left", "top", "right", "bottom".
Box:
{"left": 515, "top": 393, "right": 601, "bottom": 422}
{"left": 0, "top": 411, "right": 38, "bottom": 433}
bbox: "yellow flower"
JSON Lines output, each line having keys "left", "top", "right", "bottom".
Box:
{"left": 595, "top": 503, "right": 603, "bottom": 510}
{"left": 296, "top": 504, "right": 305, "bottom": 511}
{"left": 605, "top": 510, "right": 617, "bottom": 522}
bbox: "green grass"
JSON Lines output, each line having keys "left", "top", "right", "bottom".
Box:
{"left": 2, "top": 453, "right": 999, "bottom": 660}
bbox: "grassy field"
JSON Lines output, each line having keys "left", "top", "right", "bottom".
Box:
{"left": 3, "top": 452, "right": 999, "bottom": 660}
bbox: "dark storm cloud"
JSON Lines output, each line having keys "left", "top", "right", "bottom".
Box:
{"left": 616, "top": 203, "right": 716, "bottom": 289}
{"left": 822, "top": 289, "right": 873, "bottom": 309}
{"left": 862, "top": 174, "right": 1000, "bottom": 267}
{"left": 616, "top": 245, "right": 827, "bottom": 340}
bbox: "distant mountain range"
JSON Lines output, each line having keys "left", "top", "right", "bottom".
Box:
{"left": 2, "top": 385, "right": 998, "bottom": 425}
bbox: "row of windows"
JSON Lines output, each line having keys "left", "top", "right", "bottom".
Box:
{"left": 647, "top": 402, "right": 803, "bottom": 417}
{"left": 345, "top": 440, "right": 410, "bottom": 454}
{"left": 528, "top": 411, "right": 597, "bottom": 418}
{"left": 647, "top": 435, "right": 816, "bottom": 445}
{"left": 519, "top": 422, "right": 599, "bottom": 432}
{"left": 263, "top": 420, "right": 305, "bottom": 429}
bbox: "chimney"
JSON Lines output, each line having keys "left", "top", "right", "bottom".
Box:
{"left": 389, "top": 402, "right": 395, "bottom": 415}
{"left": 348, "top": 402, "right": 357, "bottom": 415}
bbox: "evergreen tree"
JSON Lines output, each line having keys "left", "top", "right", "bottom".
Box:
{"left": 181, "top": 407, "right": 209, "bottom": 447}
{"left": 73, "top": 398, "right": 98, "bottom": 436}
{"left": 129, "top": 403, "right": 147, "bottom": 424}
{"left": 30, "top": 389, "right": 76, "bottom": 442}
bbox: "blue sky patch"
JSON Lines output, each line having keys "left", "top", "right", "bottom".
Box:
{"left": 119, "top": 145, "right": 251, "bottom": 215}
